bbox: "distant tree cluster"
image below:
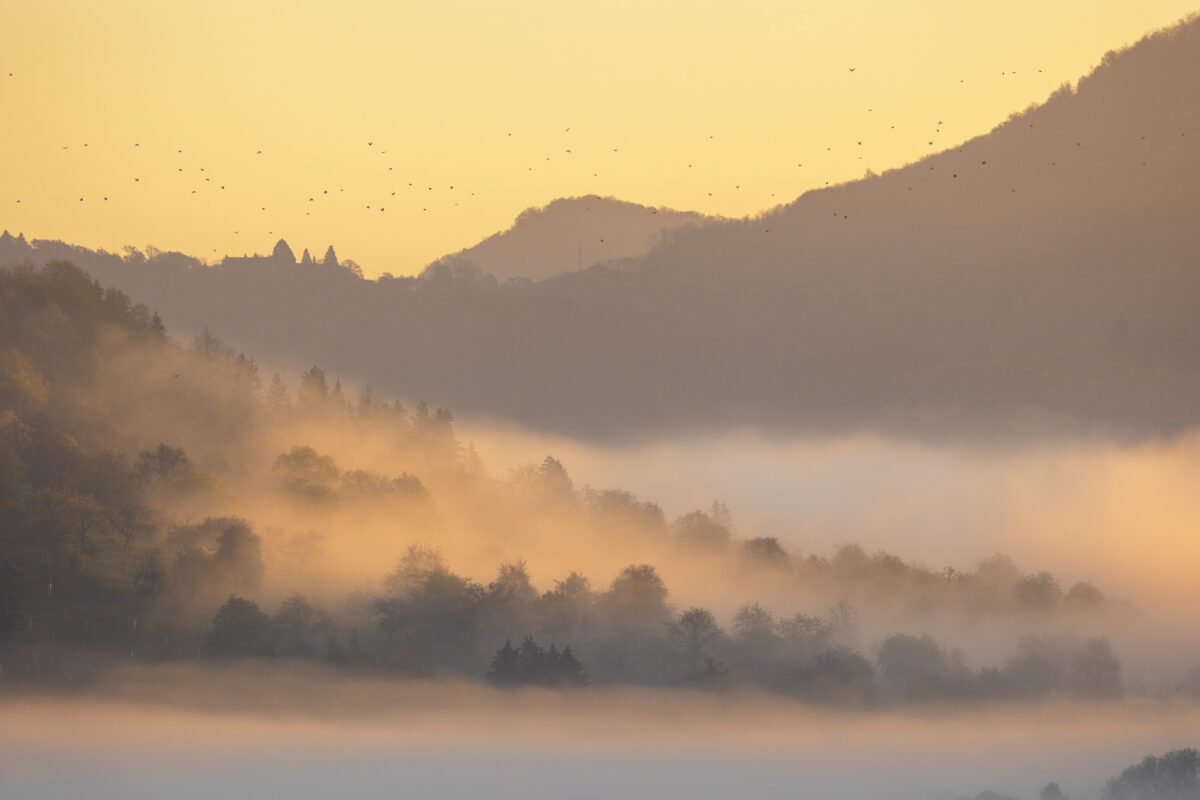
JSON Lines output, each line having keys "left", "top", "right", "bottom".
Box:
{"left": 1103, "top": 748, "right": 1200, "bottom": 800}
{"left": 271, "top": 445, "right": 427, "bottom": 505}
{"left": 205, "top": 594, "right": 332, "bottom": 658}
{"left": 486, "top": 636, "right": 587, "bottom": 688}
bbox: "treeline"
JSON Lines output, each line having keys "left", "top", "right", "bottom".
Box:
{"left": 170, "top": 547, "right": 1124, "bottom": 702}
{"left": 956, "top": 747, "right": 1200, "bottom": 800}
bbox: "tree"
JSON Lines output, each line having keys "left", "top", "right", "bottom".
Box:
{"left": 1014, "top": 571, "right": 1063, "bottom": 610}
{"left": 271, "top": 239, "right": 295, "bottom": 263}
{"left": 206, "top": 595, "right": 274, "bottom": 657}
{"left": 168, "top": 517, "right": 264, "bottom": 599}
{"left": 777, "top": 612, "right": 834, "bottom": 659}
{"left": 136, "top": 444, "right": 200, "bottom": 494}
{"left": 1068, "top": 637, "right": 1123, "bottom": 699}
{"left": 383, "top": 544, "right": 445, "bottom": 595}
{"left": 831, "top": 544, "right": 870, "bottom": 579}
{"left": 532, "top": 456, "right": 574, "bottom": 505}
{"left": 1002, "top": 636, "right": 1066, "bottom": 698}
{"left": 214, "top": 520, "right": 264, "bottom": 591}
{"left": 557, "top": 646, "right": 588, "bottom": 687}
{"left": 1103, "top": 749, "right": 1200, "bottom": 800}
{"left": 1064, "top": 581, "right": 1105, "bottom": 611}
{"left": 582, "top": 488, "right": 667, "bottom": 538}
{"left": 376, "top": 551, "right": 484, "bottom": 653}
{"left": 149, "top": 311, "right": 166, "bottom": 338}
{"left": 271, "top": 446, "right": 339, "bottom": 503}
{"left": 975, "top": 553, "right": 1021, "bottom": 590}
{"left": 274, "top": 594, "right": 333, "bottom": 657}
{"left": 668, "top": 607, "right": 724, "bottom": 678}
{"left": 601, "top": 564, "right": 669, "bottom": 631}
{"left": 0, "top": 560, "right": 28, "bottom": 644}
{"left": 0, "top": 349, "right": 49, "bottom": 414}
{"left": 729, "top": 599, "right": 777, "bottom": 671}
{"left": 193, "top": 326, "right": 233, "bottom": 359}
{"left": 709, "top": 500, "right": 733, "bottom": 531}
{"left": 740, "top": 537, "right": 788, "bottom": 568}
{"left": 132, "top": 549, "right": 165, "bottom": 606}
{"left": 297, "top": 366, "right": 329, "bottom": 413}
{"left": 876, "top": 633, "right": 952, "bottom": 700}
{"left": 111, "top": 499, "right": 153, "bottom": 552}
{"left": 487, "top": 562, "right": 538, "bottom": 609}
{"left": 783, "top": 647, "right": 876, "bottom": 705}
{"left": 486, "top": 639, "right": 521, "bottom": 685}
{"left": 356, "top": 385, "right": 376, "bottom": 418}
{"left": 329, "top": 380, "right": 348, "bottom": 417}
{"left": 485, "top": 635, "right": 588, "bottom": 688}
{"left": 536, "top": 572, "right": 594, "bottom": 643}
{"left": 673, "top": 510, "right": 730, "bottom": 552}
{"left": 1040, "top": 783, "right": 1068, "bottom": 800}
{"left": 265, "top": 374, "right": 290, "bottom": 415}
{"left": 412, "top": 400, "right": 432, "bottom": 434}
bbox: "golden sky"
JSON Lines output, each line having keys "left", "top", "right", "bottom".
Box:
{"left": 1, "top": 1, "right": 1195, "bottom": 277}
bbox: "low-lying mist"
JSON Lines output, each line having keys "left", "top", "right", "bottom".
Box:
{"left": 462, "top": 421, "right": 1200, "bottom": 610}
{"left": 3, "top": 663, "right": 1199, "bottom": 800}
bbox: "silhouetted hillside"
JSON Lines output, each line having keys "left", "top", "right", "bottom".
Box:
{"left": 3, "top": 15, "right": 1200, "bottom": 441}
{"left": 422, "top": 196, "right": 710, "bottom": 282}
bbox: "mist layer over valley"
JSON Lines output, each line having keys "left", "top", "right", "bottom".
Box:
{"left": 5, "top": 681, "right": 1200, "bottom": 800}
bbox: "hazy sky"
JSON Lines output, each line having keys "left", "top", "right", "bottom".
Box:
{"left": 1, "top": 1, "right": 1195, "bottom": 276}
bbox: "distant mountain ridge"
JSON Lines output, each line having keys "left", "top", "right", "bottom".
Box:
{"left": 422, "top": 196, "right": 710, "bottom": 282}
{"left": 3, "top": 14, "right": 1200, "bottom": 442}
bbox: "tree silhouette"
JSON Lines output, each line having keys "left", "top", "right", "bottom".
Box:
{"left": 485, "top": 635, "right": 588, "bottom": 687}
{"left": 1104, "top": 748, "right": 1200, "bottom": 800}
{"left": 206, "top": 595, "right": 274, "bottom": 657}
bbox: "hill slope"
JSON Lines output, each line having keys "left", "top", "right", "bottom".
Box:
{"left": 3, "top": 15, "right": 1199, "bottom": 441}
{"left": 424, "top": 196, "right": 709, "bottom": 282}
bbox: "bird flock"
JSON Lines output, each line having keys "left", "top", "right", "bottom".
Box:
{"left": 2, "top": 62, "right": 1180, "bottom": 259}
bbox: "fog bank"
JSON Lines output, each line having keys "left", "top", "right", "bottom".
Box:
{"left": 3, "top": 667, "right": 1198, "bottom": 800}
